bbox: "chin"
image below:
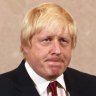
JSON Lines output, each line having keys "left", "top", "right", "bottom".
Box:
{"left": 48, "top": 74, "right": 61, "bottom": 80}
{"left": 51, "top": 71, "right": 62, "bottom": 77}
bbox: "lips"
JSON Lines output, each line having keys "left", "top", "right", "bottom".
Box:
{"left": 45, "top": 57, "right": 63, "bottom": 63}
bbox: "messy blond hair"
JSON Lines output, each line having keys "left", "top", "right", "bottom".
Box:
{"left": 20, "top": 3, "right": 77, "bottom": 54}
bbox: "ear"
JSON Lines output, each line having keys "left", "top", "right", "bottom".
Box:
{"left": 22, "top": 46, "right": 30, "bottom": 54}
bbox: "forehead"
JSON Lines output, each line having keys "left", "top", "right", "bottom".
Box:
{"left": 35, "top": 25, "right": 70, "bottom": 38}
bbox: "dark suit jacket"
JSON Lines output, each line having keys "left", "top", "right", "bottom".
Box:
{"left": 0, "top": 60, "right": 96, "bottom": 96}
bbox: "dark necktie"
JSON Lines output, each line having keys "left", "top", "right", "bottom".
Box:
{"left": 49, "top": 81, "right": 57, "bottom": 96}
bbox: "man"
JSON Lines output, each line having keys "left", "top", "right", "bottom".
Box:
{"left": 0, "top": 3, "right": 96, "bottom": 96}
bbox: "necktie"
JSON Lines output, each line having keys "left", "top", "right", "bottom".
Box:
{"left": 49, "top": 81, "right": 57, "bottom": 96}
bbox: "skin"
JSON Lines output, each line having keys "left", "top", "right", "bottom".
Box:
{"left": 24, "top": 27, "right": 72, "bottom": 81}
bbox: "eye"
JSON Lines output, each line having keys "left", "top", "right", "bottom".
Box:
{"left": 59, "top": 38, "right": 67, "bottom": 42}
{"left": 59, "top": 38, "right": 71, "bottom": 46}
{"left": 40, "top": 37, "right": 52, "bottom": 46}
{"left": 43, "top": 37, "right": 52, "bottom": 42}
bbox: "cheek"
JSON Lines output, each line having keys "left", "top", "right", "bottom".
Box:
{"left": 31, "top": 49, "right": 47, "bottom": 64}
{"left": 63, "top": 48, "right": 72, "bottom": 62}
{"left": 66, "top": 47, "right": 72, "bottom": 55}
{"left": 35, "top": 46, "right": 50, "bottom": 58}
{"left": 66, "top": 51, "right": 72, "bottom": 61}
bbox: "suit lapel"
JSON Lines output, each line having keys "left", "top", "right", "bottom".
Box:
{"left": 64, "top": 68, "right": 78, "bottom": 96}
{"left": 15, "top": 60, "right": 40, "bottom": 96}
{"left": 20, "top": 86, "right": 40, "bottom": 96}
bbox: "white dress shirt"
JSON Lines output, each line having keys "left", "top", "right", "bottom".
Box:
{"left": 25, "top": 61, "right": 68, "bottom": 96}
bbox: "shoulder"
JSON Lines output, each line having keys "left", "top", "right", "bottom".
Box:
{"left": 65, "top": 67, "right": 96, "bottom": 80}
{"left": 64, "top": 67, "right": 96, "bottom": 90}
{"left": 0, "top": 69, "right": 20, "bottom": 95}
{"left": 0, "top": 59, "right": 25, "bottom": 82}
{"left": 0, "top": 67, "right": 18, "bottom": 81}
{"left": 0, "top": 68, "right": 18, "bottom": 86}
{"left": 64, "top": 68, "right": 96, "bottom": 95}
{"left": 65, "top": 67, "right": 96, "bottom": 83}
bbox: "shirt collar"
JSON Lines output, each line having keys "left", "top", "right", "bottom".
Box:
{"left": 25, "top": 61, "right": 66, "bottom": 94}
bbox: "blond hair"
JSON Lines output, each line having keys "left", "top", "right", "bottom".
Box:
{"left": 20, "top": 3, "right": 77, "bottom": 54}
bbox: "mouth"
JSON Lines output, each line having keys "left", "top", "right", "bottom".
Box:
{"left": 46, "top": 57, "right": 63, "bottom": 61}
{"left": 45, "top": 58, "right": 64, "bottom": 65}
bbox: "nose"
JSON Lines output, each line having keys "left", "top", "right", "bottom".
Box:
{"left": 51, "top": 40, "right": 61, "bottom": 55}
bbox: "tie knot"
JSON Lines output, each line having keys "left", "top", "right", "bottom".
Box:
{"left": 49, "top": 81, "right": 57, "bottom": 89}
{"left": 49, "top": 81, "right": 57, "bottom": 96}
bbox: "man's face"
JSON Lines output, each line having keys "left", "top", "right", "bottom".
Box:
{"left": 24, "top": 28, "right": 72, "bottom": 80}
